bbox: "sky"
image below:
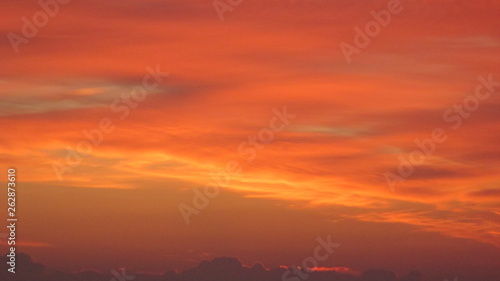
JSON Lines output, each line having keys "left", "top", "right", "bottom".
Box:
{"left": 0, "top": 0, "right": 499, "bottom": 281}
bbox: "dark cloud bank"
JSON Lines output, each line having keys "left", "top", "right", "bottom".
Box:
{"left": 0, "top": 253, "right": 433, "bottom": 281}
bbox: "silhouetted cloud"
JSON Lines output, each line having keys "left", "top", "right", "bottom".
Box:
{"left": 0, "top": 254, "right": 422, "bottom": 281}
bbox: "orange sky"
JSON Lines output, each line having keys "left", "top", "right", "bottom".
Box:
{"left": 0, "top": 0, "right": 499, "bottom": 280}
